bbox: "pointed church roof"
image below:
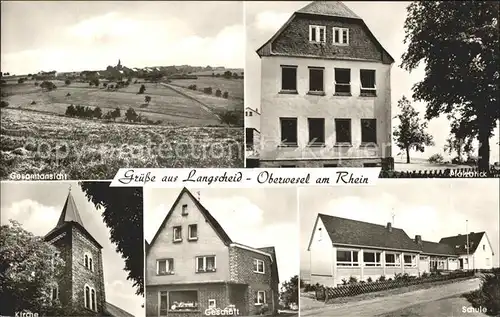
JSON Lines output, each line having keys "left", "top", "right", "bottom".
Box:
{"left": 296, "top": 1, "right": 361, "bottom": 19}
{"left": 44, "top": 187, "right": 102, "bottom": 249}
{"left": 56, "top": 190, "right": 84, "bottom": 228}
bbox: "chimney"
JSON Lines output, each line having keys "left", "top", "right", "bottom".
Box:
{"left": 470, "top": 232, "right": 474, "bottom": 235}
{"left": 387, "top": 222, "right": 392, "bottom": 232}
{"left": 415, "top": 235, "right": 422, "bottom": 245}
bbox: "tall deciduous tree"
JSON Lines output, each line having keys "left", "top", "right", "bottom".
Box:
{"left": 279, "top": 275, "right": 299, "bottom": 308}
{"left": 0, "top": 220, "right": 65, "bottom": 316}
{"left": 444, "top": 114, "right": 475, "bottom": 163}
{"left": 79, "top": 182, "right": 144, "bottom": 295}
{"left": 393, "top": 96, "right": 434, "bottom": 163}
{"left": 401, "top": 1, "right": 499, "bottom": 171}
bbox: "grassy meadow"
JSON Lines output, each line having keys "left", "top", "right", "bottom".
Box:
{"left": 1, "top": 80, "right": 221, "bottom": 126}
{"left": 0, "top": 76, "right": 244, "bottom": 178}
{"left": 0, "top": 108, "right": 243, "bottom": 179}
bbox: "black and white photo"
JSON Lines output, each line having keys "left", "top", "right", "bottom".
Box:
{"left": 0, "top": 181, "right": 144, "bottom": 316}
{"left": 0, "top": 1, "right": 244, "bottom": 180}
{"left": 143, "top": 187, "right": 299, "bottom": 317}
{"left": 299, "top": 179, "right": 499, "bottom": 316}
{"left": 244, "top": 1, "right": 499, "bottom": 177}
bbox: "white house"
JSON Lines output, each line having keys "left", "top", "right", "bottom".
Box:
{"left": 307, "top": 214, "right": 492, "bottom": 287}
{"left": 256, "top": 1, "right": 394, "bottom": 168}
{"left": 245, "top": 107, "right": 261, "bottom": 166}
{"left": 439, "top": 232, "right": 495, "bottom": 270}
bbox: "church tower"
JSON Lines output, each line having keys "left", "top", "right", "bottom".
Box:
{"left": 44, "top": 187, "right": 106, "bottom": 316}
{"left": 117, "top": 59, "right": 122, "bottom": 70}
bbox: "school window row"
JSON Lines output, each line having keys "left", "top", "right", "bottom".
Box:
{"left": 281, "top": 66, "right": 376, "bottom": 96}
{"left": 280, "top": 117, "right": 377, "bottom": 146}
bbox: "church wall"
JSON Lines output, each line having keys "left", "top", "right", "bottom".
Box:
{"left": 71, "top": 226, "right": 106, "bottom": 314}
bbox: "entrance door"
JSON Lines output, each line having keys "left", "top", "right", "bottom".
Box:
{"left": 459, "top": 258, "right": 464, "bottom": 269}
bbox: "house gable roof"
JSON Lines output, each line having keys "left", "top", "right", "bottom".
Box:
{"left": 439, "top": 232, "right": 488, "bottom": 255}
{"left": 245, "top": 107, "right": 260, "bottom": 115}
{"left": 419, "top": 240, "right": 457, "bottom": 256}
{"left": 104, "top": 301, "right": 134, "bottom": 317}
{"left": 256, "top": 1, "right": 394, "bottom": 64}
{"left": 296, "top": 1, "right": 361, "bottom": 19}
{"left": 317, "top": 214, "right": 421, "bottom": 252}
{"left": 258, "top": 246, "right": 280, "bottom": 285}
{"left": 146, "top": 188, "right": 233, "bottom": 254}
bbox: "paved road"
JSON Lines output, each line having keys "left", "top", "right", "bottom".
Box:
{"left": 301, "top": 278, "right": 481, "bottom": 317}
{"left": 378, "top": 294, "right": 488, "bottom": 317}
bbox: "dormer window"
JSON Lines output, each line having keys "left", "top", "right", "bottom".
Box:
{"left": 309, "top": 25, "right": 326, "bottom": 43}
{"left": 182, "top": 204, "right": 188, "bottom": 215}
{"left": 333, "top": 27, "right": 349, "bottom": 45}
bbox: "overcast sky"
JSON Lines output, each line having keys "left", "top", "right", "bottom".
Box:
{"left": 245, "top": 1, "right": 499, "bottom": 162}
{"left": 145, "top": 187, "right": 299, "bottom": 285}
{"left": 299, "top": 179, "right": 500, "bottom": 276}
{"left": 1, "top": 1, "right": 244, "bottom": 74}
{"left": 0, "top": 182, "right": 143, "bottom": 317}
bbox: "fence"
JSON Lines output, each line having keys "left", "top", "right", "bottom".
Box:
{"left": 315, "top": 270, "right": 476, "bottom": 301}
{"left": 380, "top": 167, "right": 500, "bottom": 178}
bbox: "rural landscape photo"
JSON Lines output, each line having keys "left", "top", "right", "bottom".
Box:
{"left": 299, "top": 180, "right": 500, "bottom": 317}
{"left": 0, "top": 1, "right": 244, "bottom": 179}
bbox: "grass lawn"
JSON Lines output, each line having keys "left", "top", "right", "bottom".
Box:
{"left": 394, "top": 157, "right": 473, "bottom": 172}
{"left": 0, "top": 108, "right": 243, "bottom": 179}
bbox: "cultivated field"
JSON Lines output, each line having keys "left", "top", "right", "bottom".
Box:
{"left": 0, "top": 108, "right": 243, "bottom": 179}
{"left": 1, "top": 80, "right": 222, "bottom": 126}
{"left": 169, "top": 77, "right": 243, "bottom": 99}
{"left": 191, "top": 68, "right": 243, "bottom": 77}
{"left": 165, "top": 82, "right": 243, "bottom": 114}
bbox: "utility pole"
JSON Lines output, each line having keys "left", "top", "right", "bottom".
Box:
{"left": 466, "top": 220, "right": 469, "bottom": 270}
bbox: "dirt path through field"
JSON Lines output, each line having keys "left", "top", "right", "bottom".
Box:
{"left": 159, "top": 83, "right": 221, "bottom": 121}
{"left": 300, "top": 278, "right": 481, "bottom": 317}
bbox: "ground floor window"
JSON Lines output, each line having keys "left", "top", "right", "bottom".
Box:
{"left": 430, "top": 257, "right": 447, "bottom": 270}
{"left": 404, "top": 254, "right": 417, "bottom": 267}
{"left": 337, "top": 249, "right": 359, "bottom": 266}
{"left": 363, "top": 251, "right": 381, "bottom": 266}
{"left": 84, "top": 284, "right": 97, "bottom": 311}
{"left": 255, "top": 290, "right": 266, "bottom": 305}
{"left": 166, "top": 290, "right": 199, "bottom": 312}
{"left": 385, "top": 253, "right": 401, "bottom": 267}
